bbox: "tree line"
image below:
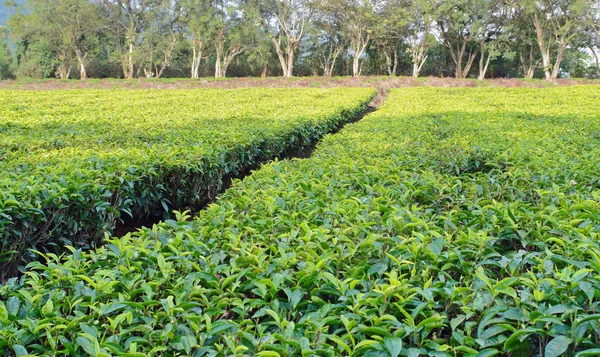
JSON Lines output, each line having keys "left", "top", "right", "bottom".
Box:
{"left": 0, "top": 0, "right": 599, "bottom": 80}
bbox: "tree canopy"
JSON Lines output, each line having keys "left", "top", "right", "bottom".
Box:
{"left": 1, "top": 0, "right": 599, "bottom": 79}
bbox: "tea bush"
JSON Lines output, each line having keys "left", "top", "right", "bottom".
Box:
{"left": 0, "top": 88, "right": 376, "bottom": 278}
{"left": 1, "top": 86, "right": 600, "bottom": 356}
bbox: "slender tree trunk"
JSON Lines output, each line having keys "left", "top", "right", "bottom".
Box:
{"left": 412, "top": 53, "right": 428, "bottom": 78}
{"left": 78, "top": 60, "right": 87, "bottom": 80}
{"left": 533, "top": 13, "right": 551, "bottom": 80}
{"left": 215, "top": 55, "right": 222, "bottom": 78}
{"left": 57, "top": 51, "right": 71, "bottom": 79}
{"left": 392, "top": 47, "right": 398, "bottom": 76}
{"left": 462, "top": 51, "right": 477, "bottom": 78}
{"left": 411, "top": 22, "right": 431, "bottom": 78}
{"left": 261, "top": 64, "right": 268, "bottom": 78}
{"left": 191, "top": 40, "right": 203, "bottom": 79}
{"left": 121, "top": 55, "right": 128, "bottom": 79}
{"left": 590, "top": 46, "right": 600, "bottom": 78}
{"left": 478, "top": 41, "right": 493, "bottom": 80}
{"left": 551, "top": 40, "right": 567, "bottom": 80}
{"left": 286, "top": 45, "right": 295, "bottom": 77}
{"left": 520, "top": 46, "right": 538, "bottom": 79}
{"left": 74, "top": 48, "right": 87, "bottom": 80}
{"left": 352, "top": 36, "right": 369, "bottom": 77}
{"left": 454, "top": 42, "right": 464, "bottom": 78}
{"left": 155, "top": 34, "right": 177, "bottom": 79}
{"left": 323, "top": 59, "right": 332, "bottom": 77}
{"left": 127, "top": 41, "right": 135, "bottom": 79}
{"left": 222, "top": 49, "right": 243, "bottom": 78}
{"left": 58, "top": 63, "right": 68, "bottom": 79}
{"left": 271, "top": 37, "right": 289, "bottom": 77}
{"left": 352, "top": 53, "right": 360, "bottom": 77}
{"left": 385, "top": 51, "right": 393, "bottom": 76}
{"left": 452, "top": 39, "right": 472, "bottom": 78}
{"left": 325, "top": 47, "right": 342, "bottom": 77}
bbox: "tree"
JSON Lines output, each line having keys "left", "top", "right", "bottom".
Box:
{"left": 372, "top": 0, "right": 408, "bottom": 76}
{"left": 213, "top": 0, "right": 247, "bottom": 78}
{"left": 137, "top": 0, "right": 184, "bottom": 78}
{"left": 182, "top": 0, "right": 212, "bottom": 78}
{"left": 245, "top": 27, "right": 275, "bottom": 76}
{"left": 8, "top": 0, "right": 74, "bottom": 78}
{"left": 405, "top": 0, "right": 439, "bottom": 77}
{"left": 60, "top": 0, "right": 106, "bottom": 79}
{"left": 476, "top": 0, "right": 509, "bottom": 80}
{"left": 344, "top": 0, "right": 380, "bottom": 77}
{"left": 0, "top": 26, "right": 15, "bottom": 79}
{"left": 102, "top": 0, "right": 157, "bottom": 79}
{"left": 582, "top": 3, "right": 600, "bottom": 77}
{"left": 257, "top": 0, "right": 312, "bottom": 77}
{"left": 310, "top": 0, "right": 346, "bottom": 76}
{"left": 519, "top": 0, "right": 594, "bottom": 80}
{"left": 587, "top": 25, "right": 600, "bottom": 78}
{"left": 438, "top": 0, "right": 485, "bottom": 78}
{"left": 508, "top": 5, "right": 540, "bottom": 78}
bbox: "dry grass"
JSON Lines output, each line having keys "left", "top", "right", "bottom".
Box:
{"left": 0, "top": 76, "right": 598, "bottom": 91}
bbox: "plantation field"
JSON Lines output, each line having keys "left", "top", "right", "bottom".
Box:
{"left": 0, "top": 88, "right": 376, "bottom": 279}
{"left": 2, "top": 86, "right": 600, "bottom": 356}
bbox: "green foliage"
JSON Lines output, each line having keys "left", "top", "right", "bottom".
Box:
{"left": 0, "top": 34, "right": 13, "bottom": 79}
{"left": 0, "top": 87, "right": 375, "bottom": 279}
{"left": 2, "top": 86, "right": 600, "bottom": 355}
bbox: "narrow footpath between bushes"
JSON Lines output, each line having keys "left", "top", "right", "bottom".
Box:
{"left": 113, "top": 89, "right": 389, "bottom": 237}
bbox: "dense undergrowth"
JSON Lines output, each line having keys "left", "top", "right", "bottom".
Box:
{"left": 2, "top": 86, "right": 600, "bottom": 356}
{"left": 0, "top": 88, "right": 375, "bottom": 279}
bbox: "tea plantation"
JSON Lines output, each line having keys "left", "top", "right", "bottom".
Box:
{"left": 2, "top": 86, "right": 600, "bottom": 356}
{"left": 0, "top": 88, "right": 375, "bottom": 279}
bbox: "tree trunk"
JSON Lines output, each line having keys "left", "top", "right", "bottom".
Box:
{"left": 261, "top": 64, "right": 268, "bottom": 78}
{"left": 478, "top": 41, "right": 492, "bottom": 80}
{"left": 121, "top": 56, "right": 128, "bottom": 79}
{"left": 78, "top": 60, "right": 87, "bottom": 80}
{"left": 58, "top": 63, "right": 69, "bottom": 79}
{"left": 462, "top": 51, "right": 477, "bottom": 78}
{"left": 520, "top": 46, "right": 538, "bottom": 79}
{"left": 286, "top": 45, "right": 295, "bottom": 77}
{"left": 385, "top": 51, "right": 393, "bottom": 76}
{"left": 551, "top": 40, "right": 567, "bottom": 80}
{"left": 127, "top": 41, "right": 135, "bottom": 79}
{"left": 156, "top": 34, "right": 177, "bottom": 79}
{"left": 74, "top": 48, "right": 87, "bottom": 80}
{"left": 222, "top": 50, "right": 241, "bottom": 78}
{"left": 191, "top": 41, "right": 203, "bottom": 79}
{"left": 411, "top": 22, "right": 431, "bottom": 78}
{"left": 591, "top": 46, "right": 600, "bottom": 78}
{"left": 324, "top": 46, "right": 342, "bottom": 77}
{"left": 352, "top": 53, "right": 360, "bottom": 77}
{"left": 392, "top": 48, "right": 398, "bottom": 76}
{"left": 412, "top": 62, "right": 420, "bottom": 78}
{"left": 215, "top": 55, "right": 222, "bottom": 78}
{"left": 533, "top": 13, "right": 551, "bottom": 80}
{"left": 352, "top": 36, "right": 369, "bottom": 78}
{"left": 323, "top": 61, "right": 332, "bottom": 77}
{"left": 452, "top": 39, "right": 473, "bottom": 78}
{"left": 271, "top": 37, "right": 289, "bottom": 77}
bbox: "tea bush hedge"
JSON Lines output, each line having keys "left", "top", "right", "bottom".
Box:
{"left": 0, "top": 88, "right": 376, "bottom": 278}
{"left": 2, "top": 86, "right": 600, "bottom": 356}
